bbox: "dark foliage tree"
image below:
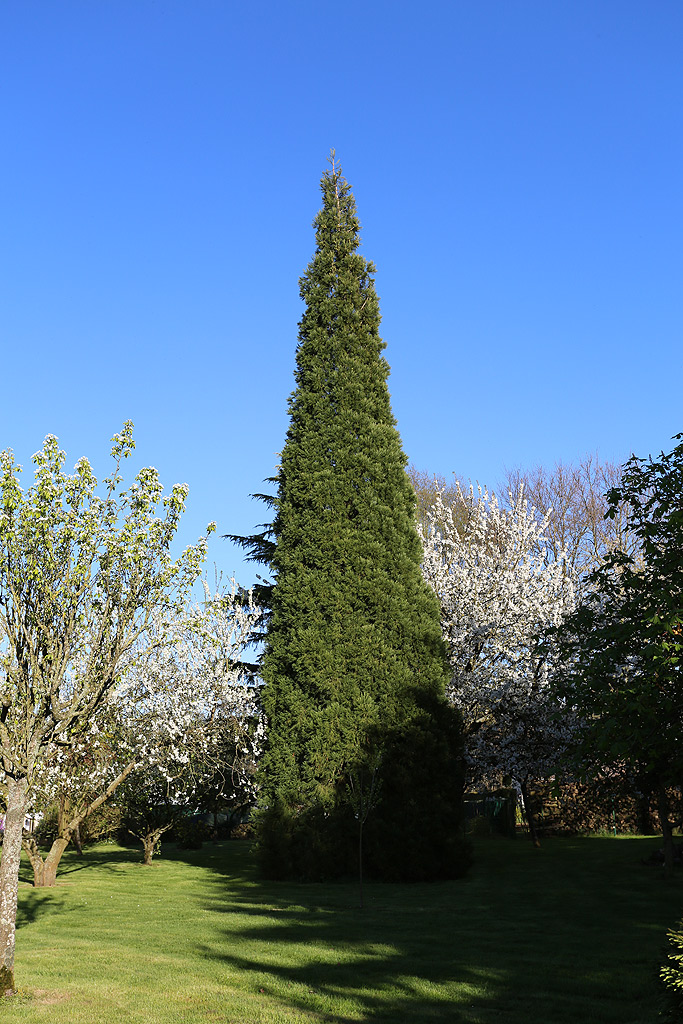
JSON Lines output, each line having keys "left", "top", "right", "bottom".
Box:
{"left": 240, "top": 156, "right": 468, "bottom": 881}
{"left": 552, "top": 434, "right": 683, "bottom": 872}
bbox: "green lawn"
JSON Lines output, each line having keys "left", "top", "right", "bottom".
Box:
{"left": 2, "top": 835, "right": 680, "bottom": 1023}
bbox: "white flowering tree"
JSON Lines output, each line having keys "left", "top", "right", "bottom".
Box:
{"left": 21, "top": 579, "right": 262, "bottom": 881}
{"left": 117, "top": 695, "right": 262, "bottom": 865}
{"left": 21, "top": 720, "right": 137, "bottom": 885}
{"left": 113, "top": 582, "right": 263, "bottom": 863}
{"left": 419, "top": 484, "right": 575, "bottom": 845}
{"left": 0, "top": 426, "right": 214, "bottom": 995}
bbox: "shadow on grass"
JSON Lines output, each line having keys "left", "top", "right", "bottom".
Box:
{"left": 193, "top": 836, "right": 678, "bottom": 1024}
{"left": 14, "top": 845, "right": 145, "bottom": 931}
{"left": 15, "top": 888, "right": 82, "bottom": 931}
{"left": 11, "top": 836, "right": 676, "bottom": 1021}
{"left": 54, "top": 845, "right": 143, "bottom": 876}
{"left": 202, "top": 904, "right": 501, "bottom": 1022}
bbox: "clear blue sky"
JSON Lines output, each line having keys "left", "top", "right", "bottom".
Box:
{"left": 2, "top": 1, "right": 681, "bottom": 584}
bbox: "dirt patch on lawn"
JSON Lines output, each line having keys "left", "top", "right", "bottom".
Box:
{"left": 31, "top": 989, "right": 72, "bottom": 1004}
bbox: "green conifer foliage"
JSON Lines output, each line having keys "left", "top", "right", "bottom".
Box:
{"left": 255, "top": 156, "right": 469, "bottom": 880}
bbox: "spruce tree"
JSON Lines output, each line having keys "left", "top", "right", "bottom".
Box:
{"left": 250, "top": 156, "right": 468, "bottom": 881}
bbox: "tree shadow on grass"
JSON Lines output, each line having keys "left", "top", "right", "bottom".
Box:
{"left": 15, "top": 888, "right": 83, "bottom": 931}
{"left": 200, "top": 905, "right": 502, "bottom": 1022}
{"left": 14, "top": 845, "right": 144, "bottom": 932}
{"left": 191, "top": 836, "right": 678, "bottom": 1024}
{"left": 160, "top": 839, "right": 261, "bottom": 885}
{"left": 55, "top": 845, "right": 142, "bottom": 876}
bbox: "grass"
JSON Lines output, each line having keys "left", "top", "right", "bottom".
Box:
{"left": 1, "top": 834, "right": 680, "bottom": 1023}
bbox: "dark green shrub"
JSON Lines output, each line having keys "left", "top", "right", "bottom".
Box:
{"left": 364, "top": 699, "right": 471, "bottom": 882}
{"left": 256, "top": 796, "right": 356, "bottom": 881}
{"left": 257, "top": 697, "right": 470, "bottom": 883}
{"left": 175, "top": 818, "right": 211, "bottom": 850}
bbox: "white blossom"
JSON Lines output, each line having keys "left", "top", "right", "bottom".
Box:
{"left": 419, "top": 483, "right": 576, "bottom": 792}
{"left": 17, "top": 578, "right": 263, "bottom": 834}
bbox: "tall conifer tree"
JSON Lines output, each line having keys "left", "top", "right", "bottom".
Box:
{"left": 250, "top": 156, "right": 468, "bottom": 880}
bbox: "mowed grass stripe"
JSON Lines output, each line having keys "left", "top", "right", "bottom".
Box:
{"left": 0, "top": 836, "right": 678, "bottom": 1023}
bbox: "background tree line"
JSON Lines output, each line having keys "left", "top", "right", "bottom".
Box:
{"left": 410, "top": 452, "right": 640, "bottom": 581}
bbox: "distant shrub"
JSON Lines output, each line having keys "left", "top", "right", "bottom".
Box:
{"left": 79, "top": 805, "right": 122, "bottom": 845}
{"left": 525, "top": 781, "right": 683, "bottom": 837}
{"left": 465, "top": 814, "right": 496, "bottom": 838}
{"left": 175, "top": 818, "right": 212, "bottom": 850}
{"left": 230, "top": 822, "right": 254, "bottom": 840}
{"left": 464, "top": 790, "right": 517, "bottom": 838}
{"left": 32, "top": 807, "right": 59, "bottom": 849}
{"left": 32, "top": 803, "right": 122, "bottom": 849}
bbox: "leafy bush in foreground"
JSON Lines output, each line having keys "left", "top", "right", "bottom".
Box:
{"left": 661, "top": 918, "right": 683, "bottom": 1020}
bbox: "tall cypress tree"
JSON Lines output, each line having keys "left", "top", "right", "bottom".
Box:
{"left": 251, "top": 156, "right": 468, "bottom": 881}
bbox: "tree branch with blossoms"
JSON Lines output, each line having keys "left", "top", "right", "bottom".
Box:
{"left": 419, "top": 483, "right": 576, "bottom": 844}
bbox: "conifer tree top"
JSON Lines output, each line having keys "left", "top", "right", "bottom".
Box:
{"left": 292, "top": 154, "right": 388, "bottom": 438}
{"left": 303, "top": 151, "right": 365, "bottom": 266}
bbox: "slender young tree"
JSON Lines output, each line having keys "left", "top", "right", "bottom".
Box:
{"left": 249, "top": 155, "right": 467, "bottom": 881}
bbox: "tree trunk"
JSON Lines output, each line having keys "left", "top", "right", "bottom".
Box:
{"left": 22, "top": 834, "right": 70, "bottom": 888}
{"left": 38, "top": 839, "right": 68, "bottom": 888}
{"left": 0, "top": 776, "right": 28, "bottom": 995}
{"left": 637, "top": 791, "right": 654, "bottom": 835}
{"left": 142, "top": 836, "right": 155, "bottom": 866}
{"left": 29, "top": 760, "right": 137, "bottom": 888}
{"left": 130, "top": 824, "right": 173, "bottom": 866}
{"left": 520, "top": 780, "right": 541, "bottom": 848}
{"left": 658, "top": 784, "right": 675, "bottom": 876}
{"left": 358, "top": 820, "right": 364, "bottom": 910}
{"left": 72, "top": 823, "right": 83, "bottom": 855}
{"left": 21, "top": 836, "right": 44, "bottom": 886}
